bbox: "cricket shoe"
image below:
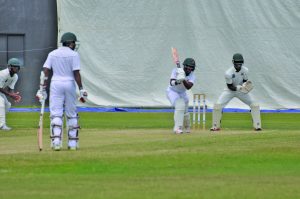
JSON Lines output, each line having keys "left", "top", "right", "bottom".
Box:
{"left": 52, "top": 141, "right": 62, "bottom": 151}
{"left": 185, "top": 127, "right": 191, "bottom": 133}
{"left": 210, "top": 127, "right": 220, "bottom": 132}
{"left": 52, "top": 144, "right": 61, "bottom": 151}
{"left": 254, "top": 128, "right": 262, "bottom": 131}
{"left": 68, "top": 146, "right": 78, "bottom": 151}
{"left": 68, "top": 140, "right": 78, "bottom": 151}
{"left": 0, "top": 124, "right": 12, "bottom": 131}
{"left": 174, "top": 126, "right": 183, "bottom": 134}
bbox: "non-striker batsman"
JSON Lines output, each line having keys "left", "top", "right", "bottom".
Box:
{"left": 36, "top": 32, "right": 88, "bottom": 150}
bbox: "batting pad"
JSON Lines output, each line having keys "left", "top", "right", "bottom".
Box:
{"left": 250, "top": 103, "right": 261, "bottom": 129}
{"left": 183, "top": 113, "right": 191, "bottom": 130}
{"left": 174, "top": 98, "right": 185, "bottom": 130}
{"left": 212, "top": 104, "right": 222, "bottom": 129}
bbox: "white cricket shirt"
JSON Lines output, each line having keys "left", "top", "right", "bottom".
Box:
{"left": 0, "top": 68, "right": 18, "bottom": 89}
{"left": 224, "top": 66, "right": 248, "bottom": 89}
{"left": 168, "top": 68, "right": 196, "bottom": 93}
{"left": 43, "top": 47, "right": 80, "bottom": 81}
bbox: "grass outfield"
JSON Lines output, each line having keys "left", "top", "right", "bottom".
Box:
{"left": 0, "top": 112, "right": 300, "bottom": 199}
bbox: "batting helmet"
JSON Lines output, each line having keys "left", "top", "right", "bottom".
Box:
{"left": 232, "top": 53, "right": 244, "bottom": 63}
{"left": 8, "top": 58, "right": 21, "bottom": 67}
{"left": 60, "top": 32, "right": 77, "bottom": 43}
{"left": 183, "top": 58, "right": 196, "bottom": 71}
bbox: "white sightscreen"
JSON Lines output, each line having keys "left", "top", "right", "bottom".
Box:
{"left": 57, "top": 0, "right": 300, "bottom": 109}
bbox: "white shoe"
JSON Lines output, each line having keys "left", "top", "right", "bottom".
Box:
{"left": 174, "top": 126, "right": 183, "bottom": 134}
{"left": 52, "top": 143, "right": 61, "bottom": 151}
{"left": 68, "top": 140, "right": 78, "bottom": 150}
{"left": 0, "top": 124, "right": 12, "bottom": 131}
{"left": 68, "top": 146, "right": 78, "bottom": 151}
{"left": 52, "top": 139, "right": 62, "bottom": 151}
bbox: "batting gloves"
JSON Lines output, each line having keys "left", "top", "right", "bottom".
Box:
{"left": 36, "top": 89, "right": 47, "bottom": 103}
{"left": 176, "top": 68, "right": 186, "bottom": 83}
{"left": 79, "top": 89, "right": 88, "bottom": 103}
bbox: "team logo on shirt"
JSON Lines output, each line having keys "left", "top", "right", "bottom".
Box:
{"left": 232, "top": 74, "right": 235, "bottom": 78}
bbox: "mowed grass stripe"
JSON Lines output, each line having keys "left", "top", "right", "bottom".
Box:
{"left": 0, "top": 112, "right": 299, "bottom": 199}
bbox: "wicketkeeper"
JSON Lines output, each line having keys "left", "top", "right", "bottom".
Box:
{"left": 36, "top": 32, "right": 88, "bottom": 151}
{"left": 0, "top": 58, "right": 22, "bottom": 131}
{"left": 166, "top": 58, "right": 196, "bottom": 134}
{"left": 210, "top": 53, "right": 262, "bottom": 131}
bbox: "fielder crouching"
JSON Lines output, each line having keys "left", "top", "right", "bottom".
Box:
{"left": 211, "top": 53, "right": 262, "bottom": 131}
{"left": 0, "top": 58, "right": 22, "bottom": 131}
{"left": 166, "top": 58, "right": 196, "bottom": 134}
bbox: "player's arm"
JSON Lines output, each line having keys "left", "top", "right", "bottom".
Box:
{"left": 243, "top": 67, "right": 249, "bottom": 83}
{"left": 74, "top": 70, "right": 83, "bottom": 89}
{"left": 227, "top": 83, "right": 239, "bottom": 91}
{"left": 42, "top": 68, "right": 51, "bottom": 88}
{"left": 0, "top": 87, "right": 10, "bottom": 96}
{"left": 4, "top": 87, "right": 21, "bottom": 102}
{"left": 169, "top": 68, "right": 182, "bottom": 86}
{"left": 170, "top": 78, "right": 182, "bottom": 86}
{"left": 74, "top": 70, "right": 88, "bottom": 103}
{"left": 182, "top": 80, "right": 193, "bottom": 90}
{"left": 225, "top": 73, "right": 239, "bottom": 91}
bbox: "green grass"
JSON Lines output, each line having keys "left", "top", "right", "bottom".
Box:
{"left": 0, "top": 112, "right": 300, "bottom": 199}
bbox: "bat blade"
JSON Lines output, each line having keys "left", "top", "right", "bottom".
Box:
{"left": 38, "top": 122, "right": 43, "bottom": 151}
{"left": 171, "top": 47, "right": 181, "bottom": 68}
{"left": 37, "top": 100, "right": 45, "bottom": 151}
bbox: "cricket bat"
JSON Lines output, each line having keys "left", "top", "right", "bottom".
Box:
{"left": 37, "top": 71, "right": 48, "bottom": 151}
{"left": 171, "top": 47, "right": 181, "bottom": 68}
{"left": 37, "top": 99, "right": 45, "bottom": 151}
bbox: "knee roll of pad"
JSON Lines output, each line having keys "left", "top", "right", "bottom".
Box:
{"left": 213, "top": 103, "right": 222, "bottom": 110}
{"left": 67, "top": 115, "right": 80, "bottom": 141}
{"left": 250, "top": 103, "right": 261, "bottom": 129}
{"left": 174, "top": 98, "right": 185, "bottom": 131}
{"left": 175, "top": 98, "right": 185, "bottom": 111}
{"left": 50, "top": 116, "right": 63, "bottom": 141}
{"left": 250, "top": 103, "right": 259, "bottom": 109}
{"left": 212, "top": 104, "right": 222, "bottom": 129}
{"left": 183, "top": 113, "right": 191, "bottom": 129}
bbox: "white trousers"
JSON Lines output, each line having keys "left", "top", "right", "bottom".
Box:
{"left": 49, "top": 80, "right": 77, "bottom": 118}
{"left": 217, "top": 90, "right": 255, "bottom": 108}
{"left": 50, "top": 80, "right": 79, "bottom": 146}
{"left": 166, "top": 88, "right": 190, "bottom": 132}
{"left": 0, "top": 93, "right": 11, "bottom": 127}
{"left": 166, "top": 88, "right": 189, "bottom": 111}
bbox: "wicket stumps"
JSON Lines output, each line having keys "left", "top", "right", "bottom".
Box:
{"left": 192, "top": 93, "right": 206, "bottom": 130}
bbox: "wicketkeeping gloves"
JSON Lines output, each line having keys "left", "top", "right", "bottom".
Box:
{"left": 236, "top": 80, "right": 254, "bottom": 94}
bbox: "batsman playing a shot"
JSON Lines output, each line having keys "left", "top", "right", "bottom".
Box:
{"left": 0, "top": 58, "right": 22, "bottom": 131}
{"left": 166, "top": 58, "right": 196, "bottom": 134}
{"left": 210, "top": 53, "right": 262, "bottom": 131}
{"left": 36, "top": 32, "right": 88, "bottom": 151}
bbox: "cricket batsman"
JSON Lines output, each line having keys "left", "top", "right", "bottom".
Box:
{"left": 0, "top": 58, "right": 22, "bottom": 130}
{"left": 36, "top": 32, "right": 88, "bottom": 151}
{"left": 166, "top": 58, "right": 196, "bottom": 134}
{"left": 210, "top": 53, "right": 262, "bottom": 131}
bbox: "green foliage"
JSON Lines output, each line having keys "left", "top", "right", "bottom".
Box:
{"left": 1, "top": 112, "right": 300, "bottom": 199}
